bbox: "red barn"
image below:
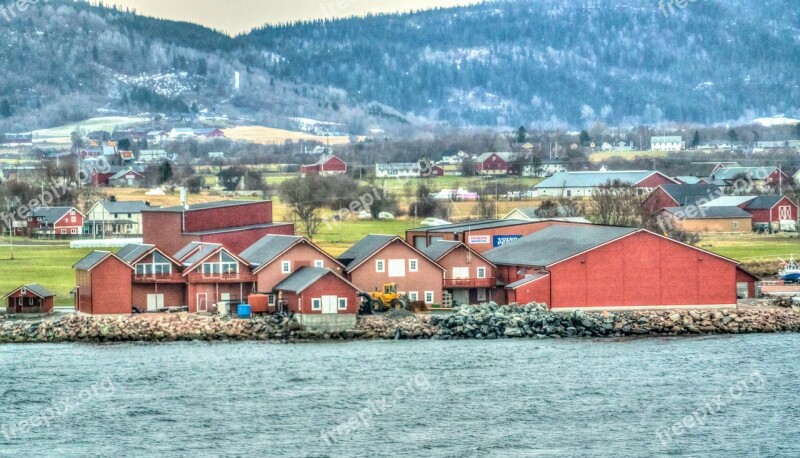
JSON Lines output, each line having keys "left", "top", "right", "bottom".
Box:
{"left": 740, "top": 195, "right": 798, "bottom": 230}
{"left": 486, "top": 225, "right": 757, "bottom": 310}
{"left": 475, "top": 152, "right": 515, "bottom": 176}
{"left": 27, "top": 207, "right": 84, "bottom": 238}
{"left": 142, "top": 201, "right": 294, "bottom": 255}
{"left": 301, "top": 155, "right": 347, "bottom": 177}
{"left": 641, "top": 184, "right": 723, "bottom": 216}
{"left": 175, "top": 243, "right": 256, "bottom": 314}
{"left": 273, "top": 267, "right": 361, "bottom": 315}
{"left": 74, "top": 252, "right": 134, "bottom": 315}
{"left": 117, "top": 244, "right": 186, "bottom": 312}
{"left": 4, "top": 284, "right": 55, "bottom": 315}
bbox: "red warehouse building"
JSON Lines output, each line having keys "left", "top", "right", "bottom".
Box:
{"left": 74, "top": 252, "right": 134, "bottom": 315}
{"left": 273, "top": 267, "right": 362, "bottom": 315}
{"left": 4, "top": 284, "right": 55, "bottom": 315}
{"left": 420, "top": 240, "right": 502, "bottom": 306}
{"left": 27, "top": 207, "right": 84, "bottom": 238}
{"left": 175, "top": 242, "right": 256, "bottom": 314}
{"left": 641, "top": 184, "right": 723, "bottom": 217}
{"left": 485, "top": 225, "right": 758, "bottom": 311}
{"left": 338, "top": 235, "right": 444, "bottom": 305}
{"left": 406, "top": 219, "right": 594, "bottom": 254}
{"left": 142, "top": 201, "right": 294, "bottom": 255}
{"left": 240, "top": 235, "right": 346, "bottom": 308}
{"left": 300, "top": 155, "right": 347, "bottom": 177}
{"left": 738, "top": 195, "right": 798, "bottom": 230}
{"left": 117, "top": 244, "right": 186, "bottom": 312}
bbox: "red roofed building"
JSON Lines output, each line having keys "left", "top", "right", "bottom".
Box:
{"left": 301, "top": 155, "right": 347, "bottom": 177}
{"left": 74, "top": 252, "right": 134, "bottom": 315}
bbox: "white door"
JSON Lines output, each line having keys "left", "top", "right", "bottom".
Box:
{"left": 321, "top": 296, "right": 338, "bottom": 314}
{"left": 197, "top": 293, "right": 208, "bottom": 313}
{"left": 147, "top": 294, "right": 164, "bottom": 312}
{"left": 388, "top": 259, "right": 406, "bottom": 277}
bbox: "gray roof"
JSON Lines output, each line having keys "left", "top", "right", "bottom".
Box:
{"left": 745, "top": 195, "right": 789, "bottom": 210}
{"left": 240, "top": 235, "right": 303, "bottom": 267}
{"left": 674, "top": 176, "right": 703, "bottom": 184}
{"left": 419, "top": 240, "right": 462, "bottom": 261}
{"left": 144, "top": 200, "right": 264, "bottom": 213}
{"left": 410, "top": 219, "right": 533, "bottom": 234}
{"left": 273, "top": 267, "right": 341, "bottom": 293}
{"left": 710, "top": 167, "right": 778, "bottom": 181}
{"left": 338, "top": 235, "right": 397, "bottom": 270}
{"left": 506, "top": 274, "right": 549, "bottom": 289}
{"left": 535, "top": 171, "right": 669, "bottom": 189}
{"left": 101, "top": 200, "right": 154, "bottom": 214}
{"left": 175, "top": 242, "right": 222, "bottom": 266}
{"left": 73, "top": 251, "right": 114, "bottom": 270}
{"left": 4, "top": 284, "right": 55, "bottom": 298}
{"left": 31, "top": 207, "right": 77, "bottom": 223}
{"left": 476, "top": 152, "right": 516, "bottom": 163}
{"left": 664, "top": 206, "right": 752, "bottom": 219}
{"left": 485, "top": 226, "right": 637, "bottom": 267}
{"left": 658, "top": 184, "right": 722, "bottom": 207}
{"left": 109, "top": 168, "right": 144, "bottom": 181}
{"left": 702, "top": 196, "right": 756, "bottom": 207}
{"left": 116, "top": 244, "right": 155, "bottom": 263}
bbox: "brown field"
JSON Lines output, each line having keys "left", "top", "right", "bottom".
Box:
{"left": 223, "top": 126, "right": 360, "bottom": 145}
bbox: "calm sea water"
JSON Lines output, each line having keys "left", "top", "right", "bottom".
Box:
{"left": 1, "top": 335, "right": 799, "bottom": 457}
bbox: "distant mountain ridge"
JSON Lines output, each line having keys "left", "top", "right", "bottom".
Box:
{"left": 0, "top": 0, "right": 798, "bottom": 132}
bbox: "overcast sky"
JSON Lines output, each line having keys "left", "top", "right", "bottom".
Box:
{"left": 105, "top": 0, "right": 481, "bottom": 35}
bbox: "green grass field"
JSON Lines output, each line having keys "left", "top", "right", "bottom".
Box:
{"left": 312, "top": 219, "right": 421, "bottom": 256}
{"left": 589, "top": 150, "right": 668, "bottom": 163}
{"left": 0, "top": 244, "right": 95, "bottom": 307}
{"left": 699, "top": 233, "right": 800, "bottom": 262}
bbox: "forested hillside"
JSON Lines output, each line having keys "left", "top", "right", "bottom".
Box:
{"left": 0, "top": 0, "right": 798, "bottom": 132}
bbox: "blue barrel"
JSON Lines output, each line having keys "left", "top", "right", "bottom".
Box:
{"left": 237, "top": 304, "right": 252, "bottom": 318}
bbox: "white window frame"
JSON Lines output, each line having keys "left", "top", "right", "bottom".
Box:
{"left": 281, "top": 261, "right": 292, "bottom": 274}
{"left": 409, "top": 292, "right": 419, "bottom": 301}
{"left": 409, "top": 259, "right": 419, "bottom": 272}
{"left": 312, "top": 299, "right": 321, "bottom": 311}
{"left": 376, "top": 259, "right": 385, "bottom": 273}
{"left": 70, "top": 229, "right": 77, "bottom": 234}
{"left": 338, "top": 298, "right": 348, "bottom": 310}
{"left": 314, "top": 260, "right": 325, "bottom": 268}
{"left": 477, "top": 267, "right": 487, "bottom": 279}
{"left": 424, "top": 291, "right": 434, "bottom": 304}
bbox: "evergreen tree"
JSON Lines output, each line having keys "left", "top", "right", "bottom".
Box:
{"left": 691, "top": 130, "right": 700, "bottom": 148}
{"left": 0, "top": 99, "right": 11, "bottom": 118}
{"left": 728, "top": 129, "right": 739, "bottom": 142}
{"left": 516, "top": 126, "right": 527, "bottom": 144}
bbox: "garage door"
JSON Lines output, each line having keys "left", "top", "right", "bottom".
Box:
{"left": 147, "top": 294, "right": 164, "bottom": 312}
{"left": 388, "top": 259, "right": 406, "bottom": 278}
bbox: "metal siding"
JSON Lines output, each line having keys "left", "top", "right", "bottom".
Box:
{"left": 184, "top": 202, "right": 273, "bottom": 233}
{"left": 89, "top": 258, "right": 133, "bottom": 315}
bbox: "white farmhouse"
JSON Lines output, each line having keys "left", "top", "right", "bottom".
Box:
{"left": 650, "top": 136, "right": 685, "bottom": 152}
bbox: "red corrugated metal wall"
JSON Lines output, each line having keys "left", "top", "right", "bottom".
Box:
{"left": 549, "top": 231, "right": 737, "bottom": 309}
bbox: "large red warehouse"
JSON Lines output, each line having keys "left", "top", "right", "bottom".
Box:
{"left": 485, "top": 226, "right": 758, "bottom": 310}
{"left": 142, "top": 201, "right": 294, "bottom": 255}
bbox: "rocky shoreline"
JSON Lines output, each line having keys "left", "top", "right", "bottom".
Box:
{"left": 1, "top": 303, "right": 800, "bottom": 344}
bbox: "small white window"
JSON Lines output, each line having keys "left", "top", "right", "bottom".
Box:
{"left": 338, "top": 298, "right": 347, "bottom": 310}
{"left": 61, "top": 229, "right": 67, "bottom": 234}
{"left": 376, "top": 260, "right": 385, "bottom": 273}
{"left": 268, "top": 295, "right": 276, "bottom": 306}
{"left": 477, "top": 267, "right": 487, "bottom": 279}
{"left": 314, "top": 260, "right": 325, "bottom": 268}
{"left": 312, "top": 299, "right": 321, "bottom": 311}
{"left": 70, "top": 211, "right": 76, "bottom": 216}
{"left": 409, "top": 259, "right": 419, "bottom": 272}
{"left": 281, "top": 261, "right": 291, "bottom": 274}
{"left": 71, "top": 229, "right": 77, "bottom": 234}
{"left": 409, "top": 292, "right": 419, "bottom": 301}
{"left": 425, "top": 291, "right": 434, "bottom": 304}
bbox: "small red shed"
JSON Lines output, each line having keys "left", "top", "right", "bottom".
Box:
{"left": 273, "top": 267, "right": 361, "bottom": 314}
{"left": 74, "top": 251, "right": 134, "bottom": 315}
{"left": 4, "top": 284, "right": 55, "bottom": 315}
